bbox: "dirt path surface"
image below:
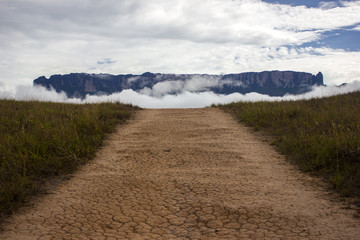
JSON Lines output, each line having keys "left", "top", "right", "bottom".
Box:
{"left": 1, "top": 108, "right": 360, "bottom": 239}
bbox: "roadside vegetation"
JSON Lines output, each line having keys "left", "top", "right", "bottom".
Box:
{"left": 219, "top": 91, "right": 360, "bottom": 199}
{"left": 0, "top": 100, "right": 138, "bottom": 216}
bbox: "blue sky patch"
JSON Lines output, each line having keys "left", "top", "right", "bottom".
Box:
{"left": 262, "top": 0, "right": 338, "bottom": 8}
{"left": 97, "top": 58, "right": 117, "bottom": 65}
{"left": 300, "top": 27, "right": 360, "bottom": 51}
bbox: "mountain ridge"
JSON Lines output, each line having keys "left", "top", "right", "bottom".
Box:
{"left": 33, "top": 71, "right": 324, "bottom": 98}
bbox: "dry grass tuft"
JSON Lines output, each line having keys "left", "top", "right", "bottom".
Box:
{"left": 0, "top": 100, "right": 138, "bottom": 216}
{"left": 219, "top": 92, "right": 360, "bottom": 198}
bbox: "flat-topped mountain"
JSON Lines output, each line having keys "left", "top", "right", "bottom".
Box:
{"left": 33, "top": 71, "right": 324, "bottom": 98}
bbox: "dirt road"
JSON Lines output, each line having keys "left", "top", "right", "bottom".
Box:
{"left": 1, "top": 108, "right": 360, "bottom": 239}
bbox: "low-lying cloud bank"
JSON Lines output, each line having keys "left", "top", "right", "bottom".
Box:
{"left": 1, "top": 81, "right": 360, "bottom": 109}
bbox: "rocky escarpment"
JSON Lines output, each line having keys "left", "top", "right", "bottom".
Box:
{"left": 33, "top": 71, "right": 324, "bottom": 98}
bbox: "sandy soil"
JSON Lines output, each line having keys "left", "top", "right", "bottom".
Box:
{"left": 1, "top": 108, "right": 360, "bottom": 239}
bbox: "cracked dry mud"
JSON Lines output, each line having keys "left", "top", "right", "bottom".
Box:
{"left": 1, "top": 108, "right": 360, "bottom": 239}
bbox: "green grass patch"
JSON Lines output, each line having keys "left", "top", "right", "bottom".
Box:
{"left": 0, "top": 100, "right": 138, "bottom": 216}
{"left": 219, "top": 91, "right": 360, "bottom": 198}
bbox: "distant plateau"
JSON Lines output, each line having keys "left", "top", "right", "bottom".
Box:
{"left": 33, "top": 71, "right": 324, "bottom": 98}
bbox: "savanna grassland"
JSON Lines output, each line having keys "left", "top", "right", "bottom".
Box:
{"left": 0, "top": 100, "right": 138, "bottom": 216}
{"left": 220, "top": 91, "right": 360, "bottom": 199}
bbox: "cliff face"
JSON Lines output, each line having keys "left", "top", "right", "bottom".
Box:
{"left": 33, "top": 71, "right": 324, "bottom": 98}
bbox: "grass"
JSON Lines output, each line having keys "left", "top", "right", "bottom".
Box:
{"left": 218, "top": 91, "right": 360, "bottom": 198}
{"left": 0, "top": 100, "right": 138, "bottom": 216}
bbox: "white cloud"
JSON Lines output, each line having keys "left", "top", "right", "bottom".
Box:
{"left": 0, "top": 0, "right": 360, "bottom": 93}
{"left": 139, "top": 75, "right": 222, "bottom": 97}
{"left": 351, "top": 25, "right": 360, "bottom": 31}
{"left": 2, "top": 0, "right": 360, "bottom": 45}
{"left": 2, "top": 82, "right": 360, "bottom": 109}
{"left": 319, "top": 1, "right": 339, "bottom": 9}
{"left": 142, "top": 81, "right": 185, "bottom": 97}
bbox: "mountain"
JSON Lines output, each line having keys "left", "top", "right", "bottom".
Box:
{"left": 33, "top": 71, "right": 324, "bottom": 98}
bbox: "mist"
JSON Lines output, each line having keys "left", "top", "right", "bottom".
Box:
{"left": 1, "top": 81, "right": 360, "bottom": 108}
{"left": 139, "top": 75, "right": 223, "bottom": 97}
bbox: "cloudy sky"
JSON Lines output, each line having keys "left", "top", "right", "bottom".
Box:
{"left": 1, "top": 0, "right": 360, "bottom": 92}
